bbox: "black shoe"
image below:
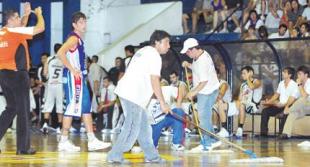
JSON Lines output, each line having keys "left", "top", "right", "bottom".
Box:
{"left": 16, "top": 148, "right": 36, "bottom": 155}
{"left": 277, "top": 134, "right": 289, "bottom": 140}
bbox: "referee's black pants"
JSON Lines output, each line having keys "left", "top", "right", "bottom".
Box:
{"left": 0, "top": 70, "right": 31, "bottom": 151}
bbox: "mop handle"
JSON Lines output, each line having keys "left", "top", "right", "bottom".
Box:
{"left": 171, "top": 112, "right": 247, "bottom": 152}
{"left": 184, "top": 66, "right": 205, "bottom": 143}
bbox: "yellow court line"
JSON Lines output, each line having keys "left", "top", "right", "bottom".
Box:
{"left": 0, "top": 152, "right": 178, "bottom": 164}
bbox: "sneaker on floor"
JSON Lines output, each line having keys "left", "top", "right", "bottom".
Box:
{"left": 145, "top": 157, "right": 166, "bottom": 163}
{"left": 88, "top": 138, "right": 111, "bottom": 151}
{"left": 6, "top": 128, "right": 12, "bottom": 133}
{"left": 58, "top": 140, "right": 80, "bottom": 152}
{"left": 217, "top": 128, "right": 229, "bottom": 138}
{"left": 185, "top": 128, "right": 191, "bottom": 134}
{"left": 171, "top": 144, "right": 185, "bottom": 151}
{"left": 80, "top": 127, "right": 87, "bottom": 133}
{"left": 161, "top": 130, "right": 170, "bottom": 136}
{"left": 41, "top": 123, "right": 49, "bottom": 134}
{"left": 56, "top": 127, "right": 61, "bottom": 134}
{"left": 69, "top": 127, "right": 78, "bottom": 133}
{"left": 236, "top": 127, "right": 243, "bottom": 138}
{"left": 188, "top": 144, "right": 209, "bottom": 153}
{"left": 131, "top": 146, "right": 142, "bottom": 153}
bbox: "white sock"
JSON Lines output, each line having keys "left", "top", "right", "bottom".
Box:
{"left": 87, "top": 133, "right": 95, "bottom": 142}
{"left": 60, "top": 135, "right": 68, "bottom": 143}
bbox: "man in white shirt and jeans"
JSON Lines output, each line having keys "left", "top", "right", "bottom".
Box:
{"left": 107, "top": 30, "right": 171, "bottom": 164}
{"left": 181, "top": 38, "right": 221, "bottom": 153}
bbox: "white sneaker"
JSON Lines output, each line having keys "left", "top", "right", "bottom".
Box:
{"left": 56, "top": 127, "right": 61, "bottom": 134}
{"left": 236, "top": 127, "right": 243, "bottom": 137}
{"left": 217, "top": 128, "right": 229, "bottom": 138}
{"left": 80, "top": 127, "right": 86, "bottom": 133}
{"left": 88, "top": 138, "right": 111, "bottom": 151}
{"left": 41, "top": 123, "right": 49, "bottom": 134}
{"left": 6, "top": 128, "right": 12, "bottom": 133}
{"left": 58, "top": 140, "right": 80, "bottom": 152}
{"left": 185, "top": 128, "right": 191, "bottom": 134}
{"left": 69, "top": 127, "right": 78, "bottom": 133}
{"left": 171, "top": 144, "right": 185, "bottom": 151}
{"left": 234, "top": 27, "right": 241, "bottom": 33}
{"left": 161, "top": 130, "right": 170, "bottom": 136}
{"left": 131, "top": 146, "right": 143, "bottom": 153}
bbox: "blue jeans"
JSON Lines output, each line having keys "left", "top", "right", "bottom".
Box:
{"left": 151, "top": 108, "right": 185, "bottom": 147}
{"left": 197, "top": 90, "right": 219, "bottom": 146}
{"left": 107, "top": 98, "right": 159, "bottom": 162}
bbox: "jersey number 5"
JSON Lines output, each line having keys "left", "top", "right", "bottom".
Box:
{"left": 53, "top": 69, "right": 62, "bottom": 79}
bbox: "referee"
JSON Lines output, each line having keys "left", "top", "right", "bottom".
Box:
{"left": 0, "top": 3, "right": 44, "bottom": 154}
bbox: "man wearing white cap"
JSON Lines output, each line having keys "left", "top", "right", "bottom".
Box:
{"left": 181, "top": 38, "right": 222, "bottom": 152}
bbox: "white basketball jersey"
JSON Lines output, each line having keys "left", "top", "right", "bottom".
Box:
{"left": 47, "top": 56, "right": 63, "bottom": 84}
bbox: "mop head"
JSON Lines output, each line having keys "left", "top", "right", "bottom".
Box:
{"left": 297, "top": 141, "right": 310, "bottom": 147}
{"left": 230, "top": 157, "right": 284, "bottom": 163}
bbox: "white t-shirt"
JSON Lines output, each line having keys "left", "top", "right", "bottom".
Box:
{"left": 265, "top": 10, "right": 283, "bottom": 29}
{"left": 276, "top": 80, "right": 300, "bottom": 105}
{"left": 219, "top": 79, "right": 232, "bottom": 103}
{"left": 302, "top": 7, "right": 310, "bottom": 21}
{"left": 47, "top": 56, "right": 63, "bottom": 84}
{"left": 192, "top": 51, "right": 220, "bottom": 95}
{"left": 244, "top": 19, "right": 264, "bottom": 30}
{"left": 114, "top": 46, "right": 162, "bottom": 108}
{"left": 303, "top": 78, "right": 310, "bottom": 99}
{"left": 100, "top": 84, "right": 116, "bottom": 102}
{"left": 268, "top": 32, "right": 289, "bottom": 39}
{"left": 147, "top": 86, "right": 178, "bottom": 125}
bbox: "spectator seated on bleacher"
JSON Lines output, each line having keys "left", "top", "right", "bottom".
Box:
{"left": 244, "top": 9, "right": 264, "bottom": 30}
{"left": 280, "top": 65, "right": 310, "bottom": 139}
{"left": 260, "top": 67, "right": 300, "bottom": 137}
{"left": 269, "top": 24, "right": 289, "bottom": 39}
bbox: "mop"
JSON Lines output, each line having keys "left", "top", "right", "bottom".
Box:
{"left": 178, "top": 67, "right": 284, "bottom": 163}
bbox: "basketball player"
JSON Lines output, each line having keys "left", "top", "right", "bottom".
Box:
{"left": 41, "top": 43, "right": 64, "bottom": 134}
{"left": 57, "top": 12, "right": 110, "bottom": 152}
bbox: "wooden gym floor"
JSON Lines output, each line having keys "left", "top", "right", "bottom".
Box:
{"left": 0, "top": 130, "right": 310, "bottom": 167}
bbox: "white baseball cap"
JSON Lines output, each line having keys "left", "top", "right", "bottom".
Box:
{"left": 180, "top": 38, "right": 199, "bottom": 54}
